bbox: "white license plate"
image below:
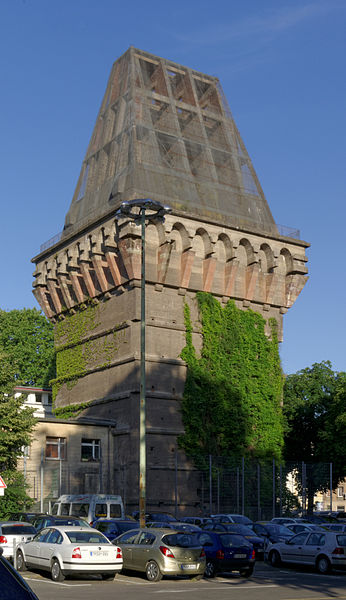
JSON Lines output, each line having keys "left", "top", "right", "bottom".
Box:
{"left": 181, "top": 564, "right": 197, "bottom": 570}
{"left": 90, "top": 550, "right": 108, "bottom": 557}
{"left": 234, "top": 554, "right": 247, "bottom": 558}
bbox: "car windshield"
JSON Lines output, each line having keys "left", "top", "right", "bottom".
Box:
{"left": 2, "top": 525, "right": 36, "bottom": 535}
{"left": 219, "top": 534, "right": 251, "bottom": 548}
{"left": 65, "top": 531, "right": 109, "bottom": 544}
{"left": 162, "top": 533, "right": 197, "bottom": 547}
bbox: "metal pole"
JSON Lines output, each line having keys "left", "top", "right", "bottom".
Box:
{"left": 139, "top": 207, "right": 146, "bottom": 528}
{"left": 257, "top": 463, "right": 261, "bottom": 521}
{"left": 302, "top": 461, "right": 306, "bottom": 515}
{"left": 209, "top": 455, "right": 212, "bottom": 514}
{"left": 59, "top": 458, "right": 62, "bottom": 496}
{"left": 174, "top": 448, "right": 178, "bottom": 519}
{"left": 272, "top": 458, "right": 276, "bottom": 518}
{"left": 217, "top": 469, "right": 220, "bottom": 514}
{"left": 330, "top": 463, "right": 333, "bottom": 512}
{"left": 236, "top": 467, "right": 239, "bottom": 513}
{"left": 40, "top": 449, "right": 44, "bottom": 513}
{"left": 279, "top": 464, "right": 282, "bottom": 516}
{"left": 241, "top": 457, "right": 245, "bottom": 515}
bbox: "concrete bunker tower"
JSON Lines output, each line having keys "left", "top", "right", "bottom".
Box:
{"left": 32, "top": 48, "right": 309, "bottom": 511}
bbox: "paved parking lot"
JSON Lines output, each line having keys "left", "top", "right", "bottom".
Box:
{"left": 24, "top": 562, "right": 346, "bottom": 600}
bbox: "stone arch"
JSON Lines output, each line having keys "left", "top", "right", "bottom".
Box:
{"left": 216, "top": 233, "right": 233, "bottom": 263}
{"left": 237, "top": 238, "right": 255, "bottom": 266}
{"left": 170, "top": 222, "right": 191, "bottom": 253}
{"left": 194, "top": 227, "right": 213, "bottom": 258}
{"left": 278, "top": 248, "right": 293, "bottom": 275}
{"left": 258, "top": 243, "right": 275, "bottom": 273}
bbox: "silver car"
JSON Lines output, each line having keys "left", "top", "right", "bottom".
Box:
{"left": 114, "top": 528, "right": 206, "bottom": 581}
{"left": 0, "top": 521, "right": 36, "bottom": 561}
{"left": 267, "top": 530, "right": 346, "bottom": 573}
{"left": 16, "top": 525, "right": 123, "bottom": 581}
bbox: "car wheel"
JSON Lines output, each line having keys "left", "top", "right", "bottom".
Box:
{"left": 51, "top": 559, "right": 65, "bottom": 582}
{"left": 101, "top": 572, "right": 117, "bottom": 580}
{"left": 205, "top": 561, "right": 216, "bottom": 578}
{"left": 16, "top": 551, "right": 27, "bottom": 572}
{"left": 269, "top": 550, "right": 281, "bottom": 567}
{"left": 146, "top": 560, "right": 162, "bottom": 582}
{"left": 316, "top": 556, "right": 331, "bottom": 574}
{"left": 239, "top": 567, "right": 253, "bottom": 578}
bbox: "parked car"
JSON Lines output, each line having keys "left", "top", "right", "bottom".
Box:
{"left": 307, "top": 514, "right": 339, "bottom": 524}
{"left": 203, "top": 522, "right": 264, "bottom": 559}
{"left": 31, "top": 515, "right": 91, "bottom": 532}
{"left": 93, "top": 519, "right": 138, "bottom": 541}
{"left": 252, "top": 522, "right": 293, "bottom": 546}
{"left": 114, "top": 528, "right": 205, "bottom": 581}
{"left": 6, "top": 513, "right": 43, "bottom": 524}
{"left": 0, "top": 522, "right": 37, "bottom": 561}
{"left": 0, "top": 552, "right": 39, "bottom": 600}
{"left": 181, "top": 517, "right": 214, "bottom": 527}
{"left": 16, "top": 525, "right": 123, "bottom": 581}
{"left": 132, "top": 511, "right": 177, "bottom": 523}
{"left": 271, "top": 517, "right": 309, "bottom": 525}
{"left": 146, "top": 521, "right": 202, "bottom": 533}
{"left": 195, "top": 530, "right": 255, "bottom": 578}
{"left": 267, "top": 530, "right": 346, "bottom": 573}
{"left": 286, "top": 523, "right": 325, "bottom": 535}
{"left": 322, "top": 523, "right": 346, "bottom": 533}
{"left": 211, "top": 514, "right": 253, "bottom": 526}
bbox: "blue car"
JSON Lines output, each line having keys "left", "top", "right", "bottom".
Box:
{"left": 195, "top": 530, "right": 255, "bottom": 578}
{"left": 93, "top": 519, "right": 138, "bottom": 541}
{"left": 204, "top": 522, "right": 265, "bottom": 559}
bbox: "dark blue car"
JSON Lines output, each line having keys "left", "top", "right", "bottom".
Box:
{"left": 195, "top": 530, "right": 255, "bottom": 578}
{"left": 204, "top": 522, "right": 265, "bottom": 559}
{"left": 93, "top": 519, "right": 138, "bottom": 541}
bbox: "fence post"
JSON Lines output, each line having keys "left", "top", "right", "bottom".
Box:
{"left": 302, "top": 461, "right": 306, "bottom": 515}
{"left": 217, "top": 468, "right": 220, "bottom": 514}
{"left": 272, "top": 458, "right": 276, "bottom": 518}
{"left": 40, "top": 449, "right": 44, "bottom": 513}
{"left": 174, "top": 449, "right": 178, "bottom": 519}
{"left": 330, "top": 463, "right": 333, "bottom": 512}
{"left": 236, "top": 467, "right": 240, "bottom": 513}
{"left": 279, "top": 464, "right": 282, "bottom": 516}
{"left": 241, "top": 457, "right": 245, "bottom": 515}
{"left": 257, "top": 463, "right": 261, "bottom": 521}
{"left": 209, "top": 455, "right": 212, "bottom": 514}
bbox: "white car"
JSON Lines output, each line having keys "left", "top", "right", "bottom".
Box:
{"left": 267, "top": 530, "right": 346, "bottom": 574}
{"left": 16, "top": 525, "right": 123, "bottom": 581}
{"left": 0, "top": 521, "right": 36, "bottom": 560}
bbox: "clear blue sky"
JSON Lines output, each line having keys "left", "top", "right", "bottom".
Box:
{"left": 1, "top": 0, "right": 345, "bottom": 375}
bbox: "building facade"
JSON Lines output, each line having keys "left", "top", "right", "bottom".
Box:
{"left": 31, "top": 48, "right": 309, "bottom": 513}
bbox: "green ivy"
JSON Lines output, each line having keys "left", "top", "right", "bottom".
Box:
{"left": 179, "top": 293, "right": 284, "bottom": 465}
{"left": 52, "top": 301, "right": 125, "bottom": 406}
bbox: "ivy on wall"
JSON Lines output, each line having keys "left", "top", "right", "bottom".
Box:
{"left": 179, "top": 292, "right": 284, "bottom": 464}
{"left": 51, "top": 301, "right": 125, "bottom": 404}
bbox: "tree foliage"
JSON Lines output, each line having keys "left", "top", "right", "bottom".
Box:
{"left": 283, "top": 361, "right": 346, "bottom": 511}
{"left": 179, "top": 293, "right": 284, "bottom": 465}
{"left": 0, "top": 307, "right": 55, "bottom": 387}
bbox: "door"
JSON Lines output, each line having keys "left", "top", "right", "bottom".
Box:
{"left": 131, "top": 531, "right": 156, "bottom": 570}
{"left": 281, "top": 533, "right": 309, "bottom": 563}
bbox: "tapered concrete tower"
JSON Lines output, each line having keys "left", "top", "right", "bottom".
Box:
{"left": 32, "top": 48, "right": 309, "bottom": 511}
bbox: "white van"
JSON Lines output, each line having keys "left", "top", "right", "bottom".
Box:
{"left": 51, "top": 494, "right": 125, "bottom": 524}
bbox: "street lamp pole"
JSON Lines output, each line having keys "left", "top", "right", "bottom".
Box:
{"left": 115, "top": 199, "right": 171, "bottom": 528}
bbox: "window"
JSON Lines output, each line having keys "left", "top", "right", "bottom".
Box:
{"left": 45, "top": 437, "right": 66, "bottom": 460}
{"left": 81, "top": 438, "right": 100, "bottom": 461}
{"left": 337, "top": 486, "right": 344, "bottom": 498}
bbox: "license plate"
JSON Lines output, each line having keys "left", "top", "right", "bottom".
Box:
{"left": 90, "top": 550, "right": 108, "bottom": 557}
{"left": 181, "top": 564, "right": 197, "bottom": 570}
{"left": 234, "top": 554, "right": 246, "bottom": 558}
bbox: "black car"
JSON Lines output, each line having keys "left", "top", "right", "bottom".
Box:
{"left": 93, "top": 519, "right": 138, "bottom": 541}
{"left": 31, "top": 515, "right": 90, "bottom": 532}
{"left": 195, "top": 530, "right": 255, "bottom": 578}
{"left": 0, "top": 551, "right": 39, "bottom": 599}
{"left": 205, "top": 522, "right": 265, "bottom": 559}
{"left": 252, "top": 522, "right": 293, "bottom": 544}
{"left": 6, "top": 513, "right": 43, "bottom": 524}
